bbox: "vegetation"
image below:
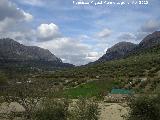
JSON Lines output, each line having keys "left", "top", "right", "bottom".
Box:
{"left": 126, "top": 83, "right": 160, "bottom": 120}
{"left": 1, "top": 45, "right": 159, "bottom": 98}
{"left": 53, "top": 45, "right": 160, "bottom": 78}
{"left": 127, "top": 94, "right": 160, "bottom": 120}
{"left": 35, "top": 45, "right": 160, "bottom": 97}
{"left": 1, "top": 80, "right": 49, "bottom": 120}
{"left": 69, "top": 98, "right": 99, "bottom": 120}
{"left": 64, "top": 80, "right": 119, "bottom": 98}
{"left": 0, "top": 80, "right": 99, "bottom": 120}
{"left": 35, "top": 98, "right": 99, "bottom": 120}
{"left": 0, "top": 42, "right": 160, "bottom": 119}
{"left": 0, "top": 71, "right": 8, "bottom": 86}
{"left": 35, "top": 98, "right": 69, "bottom": 120}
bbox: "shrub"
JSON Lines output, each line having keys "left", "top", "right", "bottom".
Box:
{"left": 0, "top": 72, "right": 8, "bottom": 86}
{"left": 2, "top": 80, "right": 55, "bottom": 120}
{"left": 127, "top": 95, "right": 160, "bottom": 120}
{"left": 35, "top": 99, "right": 69, "bottom": 120}
{"left": 69, "top": 98, "right": 99, "bottom": 120}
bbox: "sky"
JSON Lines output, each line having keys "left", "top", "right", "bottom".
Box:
{"left": 0, "top": 0, "right": 160, "bottom": 65}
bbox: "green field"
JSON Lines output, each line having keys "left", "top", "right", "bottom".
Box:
{"left": 64, "top": 80, "right": 120, "bottom": 98}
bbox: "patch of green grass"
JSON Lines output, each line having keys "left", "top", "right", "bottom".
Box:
{"left": 64, "top": 80, "right": 119, "bottom": 98}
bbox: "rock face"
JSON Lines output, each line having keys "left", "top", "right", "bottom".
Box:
{"left": 0, "top": 38, "right": 74, "bottom": 70}
{"left": 139, "top": 31, "right": 160, "bottom": 49}
{"left": 0, "top": 38, "right": 61, "bottom": 62}
{"left": 98, "top": 42, "right": 137, "bottom": 62}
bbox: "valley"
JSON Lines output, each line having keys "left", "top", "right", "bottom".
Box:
{"left": 0, "top": 31, "right": 160, "bottom": 120}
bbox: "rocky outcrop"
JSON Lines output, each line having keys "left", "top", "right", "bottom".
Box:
{"left": 98, "top": 42, "right": 137, "bottom": 62}
{"left": 139, "top": 31, "right": 160, "bottom": 49}
{"left": 0, "top": 38, "right": 74, "bottom": 70}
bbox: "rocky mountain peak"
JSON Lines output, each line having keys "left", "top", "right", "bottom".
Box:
{"left": 139, "top": 31, "right": 160, "bottom": 48}
{"left": 107, "top": 41, "right": 137, "bottom": 53}
{"left": 97, "top": 41, "right": 137, "bottom": 62}
{"left": 0, "top": 38, "right": 61, "bottom": 62}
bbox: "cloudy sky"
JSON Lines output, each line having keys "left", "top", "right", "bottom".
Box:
{"left": 0, "top": 0, "right": 160, "bottom": 65}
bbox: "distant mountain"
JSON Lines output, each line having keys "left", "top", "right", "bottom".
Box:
{"left": 0, "top": 38, "right": 61, "bottom": 62}
{"left": 98, "top": 42, "right": 137, "bottom": 62}
{"left": 0, "top": 38, "right": 74, "bottom": 70}
{"left": 92, "top": 31, "right": 160, "bottom": 63}
{"left": 138, "top": 31, "right": 160, "bottom": 49}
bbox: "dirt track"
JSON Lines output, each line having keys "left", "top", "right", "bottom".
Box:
{"left": 99, "top": 102, "right": 129, "bottom": 120}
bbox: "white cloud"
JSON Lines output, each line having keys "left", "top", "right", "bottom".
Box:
{"left": 117, "top": 32, "right": 136, "bottom": 41}
{"left": 16, "top": 0, "right": 44, "bottom": 6}
{"left": 0, "top": 0, "right": 33, "bottom": 21}
{"left": 0, "top": 18, "right": 13, "bottom": 32}
{"left": 0, "top": 0, "right": 33, "bottom": 32}
{"left": 78, "top": 35, "right": 90, "bottom": 40}
{"left": 141, "top": 19, "right": 160, "bottom": 32}
{"left": 96, "top": 28, "right": 112, "bottom": 39}
{"left": 37, "top": 23, "right": 60, "bottom": 41}
{"left": 134, "top": 32, "right": 149, "bottom": 42}
{"left": 86, "top": 52, "right": 101, "bottom": 61}
{"left": 35, "top": 37, "right": 95, "bottom": 65}
{"left": 87, "top": 52, "right": 99, "bottom": 57}
{"left": 0, "top": 29, "right": 36, "bottom": 45}
{"left": 22, "top": 10, "right": 33, "bottom": 22}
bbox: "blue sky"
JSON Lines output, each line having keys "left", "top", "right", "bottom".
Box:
{"left": 0, "top": 0, "right": 160, "bottom": 65}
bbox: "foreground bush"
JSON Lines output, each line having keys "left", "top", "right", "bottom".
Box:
{"left": 69, "top": 98, "right": 99, "bottom": 120}
{"left": 1, "top": 80, "right": 100, "bottom": 120}
{"left": 35, "top": 98, "right": 99, "bottom": 120}
{"left": 35, "top": 99, "right": 69, "bottom": 120}
{"left": 127, "top": 95, "right": 160, "bottom": 120}
{"left": 0, "top": 72, "right": 8, "bottom": 86}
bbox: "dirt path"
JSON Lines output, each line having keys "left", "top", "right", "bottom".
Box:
{"left": 99, "top": 103, "right": 129, "bottom": 120}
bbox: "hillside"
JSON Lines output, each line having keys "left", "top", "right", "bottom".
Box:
{"left": 38, "top": 43, "right": 160, "bottom": 98}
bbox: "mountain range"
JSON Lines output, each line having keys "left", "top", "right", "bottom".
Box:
{"left": 95, "top": 31, "right": 160, "bottom": 63}
{"left": 0, "top": 31, "right": 160, "bottom": 70}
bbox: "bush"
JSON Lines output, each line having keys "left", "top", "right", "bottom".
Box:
{"left": 34, "top": 98, "right": 99, "bottom": 120}
{"left": 2, "top": 80, "right": 56, "bottom": 120}
{"left": 127, "top": 95, "right": 160, "bottom": 120}
{"left": 0, "top": 72, "right": 8, "bottom": 86}
{"left": 2, "top": 80, "right": 100, "bottom": 120}
{"left": 35, "top": 99, "right": 69, "bottom": 120}
{"left": 69, "top": 98, "right": 99, "bottom": 120}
